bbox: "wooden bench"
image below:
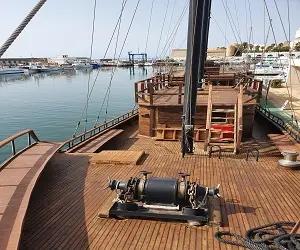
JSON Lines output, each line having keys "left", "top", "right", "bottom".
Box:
{"left": 0, "top": 134, "right": 60, "bottom": 250}
{"left": 75, "top": 129, "right": 124, "bottom": 153}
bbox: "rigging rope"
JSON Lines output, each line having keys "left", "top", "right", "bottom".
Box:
{"left": 221, "top": 0, "right": 242, "bottom": 45}
{"left": 72, "top": 0, "right": 129, "bottom": 137}
{"left": 145, "top": 0, "right": 155, "bottom": 55}
{"left": 159, "top": 1, "right": 189, "bottom": 59}
{"left": 84, "top": 0, "right": 98, "bottom": 132}
{"left": 263, "top": 0, "right": 299, "bottom": 129}
{"left": 272, "top": 0, "right": 300, "bottom": 129}
{"left": 155, "top": 0, "right": 170, "bottom": 59}
{"left": 0, "top": 0, "right": 47, "bottom": 58}
{"left": 94, "top": 0, "right": 142, "bottom": 126}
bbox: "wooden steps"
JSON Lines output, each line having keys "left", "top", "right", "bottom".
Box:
{"left": 204, "top": 84, "right": 243, "bottom": 154}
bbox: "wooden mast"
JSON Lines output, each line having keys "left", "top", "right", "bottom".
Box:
{"left": 181, "top": 0, "right": 212, "bottom": 157}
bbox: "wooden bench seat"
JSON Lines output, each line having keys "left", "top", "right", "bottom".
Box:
{"left": 76, "top": 129, "right": 124, "bottom": 153}
{"left": 0, "top": 142, "right": 60, "bottom": 250}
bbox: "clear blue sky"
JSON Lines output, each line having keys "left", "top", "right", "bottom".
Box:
{"left": 0, "top": 0, "right": 299, "bottom": 58}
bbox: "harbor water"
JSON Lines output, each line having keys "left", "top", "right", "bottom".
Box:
{"left": 0, "top": 67, "right": 149, "bottom": 163}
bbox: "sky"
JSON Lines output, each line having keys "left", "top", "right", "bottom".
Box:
{"left": 0, "top": 0, "right": 299, "bottom": 59}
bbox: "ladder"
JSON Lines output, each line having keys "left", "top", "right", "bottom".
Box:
{"left": 204, "top": 84, "right": 243, "bottom": 154}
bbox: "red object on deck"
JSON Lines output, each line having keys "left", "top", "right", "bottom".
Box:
{"left": 211, "top": 124, "right": 234, "bottom": 132}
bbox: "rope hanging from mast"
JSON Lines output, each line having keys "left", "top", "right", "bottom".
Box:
{"left": 0, "top": 0, "right": 47, "bottom": 58}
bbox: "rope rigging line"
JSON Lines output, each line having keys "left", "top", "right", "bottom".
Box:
{"left": 144, "top": 0, "right": 155, "bottom": 55}
{"left": 263, "top": 0, "right": 299, "bottom": 129}
{"left": 211, "top": 15, "right": 231, "bottom": 47}
{"left": 155, "top": 0, "right": 170, "bottom": 59}
{"left": 84, "top": 0, "right": 98, "bottom": 133}
{"left": 101, "top": 0, "right": 126, "bottom": 123}
{"left": 159, "top": 1, "right": 189, "bottom": 59}
{"left": 94, "top": 0, "right": 142, "bottom": 127}
{"left": 72, "top": 0, "right": 129, "bottom": 137}
{"left": 272, "top": 0, "right": 300, "bottom": 129}
{"left": 162, "top": 0, "right": 177, "bottom": 53}
{"left": 113, "top": 0, "right": 126, "bottom": 60}
{"left": 156, "top": 0, "right": 188, "bottom": 77}
{"left": 221, "top": 0, "right": 243, "bottom": 45}
{"left": 0, "top": 0, "right": 48, "bottom": 58}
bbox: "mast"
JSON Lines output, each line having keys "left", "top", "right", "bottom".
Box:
{"left": 181, "top": 0, "right": 212, "bottom": 157}
{"left": 0, "top": 0, "right": 47, "bottom": 58}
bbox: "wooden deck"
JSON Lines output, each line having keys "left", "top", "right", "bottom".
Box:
{"left": 139, "top": 86, "right": 257, "bottom": 107}
{"left": 19, "top": 130, "right": 300, "bottom": 249}
{"left": 0, "top": 142, "right": 61, "bottom": 250}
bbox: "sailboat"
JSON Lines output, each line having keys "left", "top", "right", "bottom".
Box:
{"left": 0, "top": 0, "right": 299, "bottom": 249}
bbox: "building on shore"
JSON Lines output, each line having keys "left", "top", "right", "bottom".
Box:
{"left": 170, "top": 47, "right": 229, "bottom": 62}
{"left": 48, "top": 55, "right": 90, "bottom": 65}
{"left": 0, "top": 57, "right": 48, "bottom": 66}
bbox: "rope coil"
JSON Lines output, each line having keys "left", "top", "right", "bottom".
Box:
{"left": 216, "top": 221, "right": 300, "bottom": 250}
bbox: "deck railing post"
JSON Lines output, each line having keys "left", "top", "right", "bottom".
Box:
{"left": 178, "top": 82, "right": 182, "bottom": 104}
{"left": 11, "top": 140, "right": 16, "bottom": 155}
{"left": 148, "top": 82, "right": 154, "bottom": 105}
{"left": 134, "top": 82, "right": 138, "bottom": 103}
{"left": 28, "top": 133, "right": 31, "bottom": 146}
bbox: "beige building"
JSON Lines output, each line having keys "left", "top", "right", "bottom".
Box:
{"left": 170, "top": 47, "right": 227, "bottom": 61}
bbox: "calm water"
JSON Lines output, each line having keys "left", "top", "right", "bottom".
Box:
{"left": 0, "top": 67, "right": 150, "bottom": 162}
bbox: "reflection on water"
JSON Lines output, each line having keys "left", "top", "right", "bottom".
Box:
{"left": 0, "top": 67, "right": 148, "bottom": 143}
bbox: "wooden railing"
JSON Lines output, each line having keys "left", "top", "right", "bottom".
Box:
{"left": 60, "top": 109, "right": 139, "bottom": 152}
{"left": 134, "top": 73, "right": 184, "bottom": 105}
{"left": 0, "top": 129, "right": 40, "bottom": 169}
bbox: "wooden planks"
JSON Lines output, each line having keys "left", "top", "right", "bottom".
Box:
{"left": 0, "top": 142, "right": 61, "bottom": 250}
{"left": 268, "top": 133, "right": 300, "bottom": 158}
{"left": 90, "top": 150, "right": 145, "bottom": 165}
{"left": 18, "top": 133, "right": 300, "bottom": 249}
{"left": 74, "top": 129, "right": 124, "bottom": 153}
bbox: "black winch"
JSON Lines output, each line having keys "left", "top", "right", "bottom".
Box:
{"left": 106, "top": 171, "right": 220, "bottom": 225}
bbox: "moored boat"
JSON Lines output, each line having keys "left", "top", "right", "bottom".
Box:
{"left": 0, "top": 67, "right": 24, "bottom": 75}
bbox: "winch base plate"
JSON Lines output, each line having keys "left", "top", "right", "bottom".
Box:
{"left": 107, "top": 202, "right": 209, "bottom": 224}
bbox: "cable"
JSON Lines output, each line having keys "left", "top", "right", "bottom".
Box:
{"left": 155, "top": 0, "right": 170, "bottom": 59}
{"left": 0, "top": 0, "right": 48, "bottom": 57}
{"left": 145, "top": 0, "right": 155, "bottom": 54}
{"left": 263, "top": 0, "right": 299, "bottom": 129}
{"left": 94, "top": 0, "right": 142, "bottom": 126}
{"left": 72, "top": 0, "right": 129, "bottom": 137}
{"left": 159, "top": 1, "right": 189, "bottom": 59}
{"left": 84, "top": 0, "right": 97, "bottom": 132}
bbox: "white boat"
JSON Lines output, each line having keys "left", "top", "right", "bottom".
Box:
{"left": 20, "top": 63, "right": 39, "bottom": 74}
{"left": 72, "top": 60, "right": 92, "bottom": 69}
{"left": 37, "top": 65, "right": 62, "bottom": 73}
{"left": 253, "top": 66, "right": 283, "bottom": 76}
{"left": 0, "top": 67, "right": 24, "bottom": 75}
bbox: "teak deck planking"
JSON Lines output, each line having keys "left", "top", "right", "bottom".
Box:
{"left": 0, "top": 142, "right": 61, "bottom": 250}
{"left": 19, "top": 131, "right": 300, "bottom": 249}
